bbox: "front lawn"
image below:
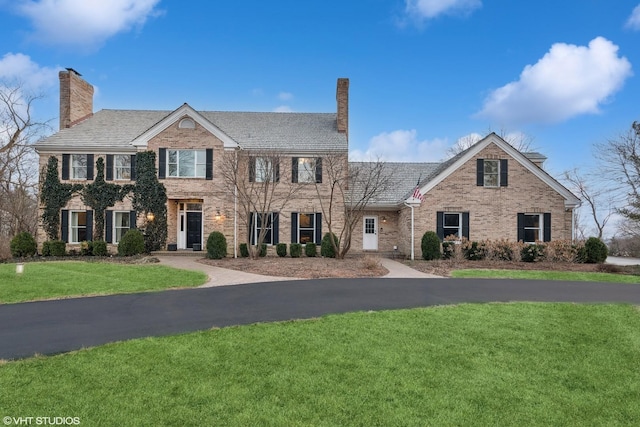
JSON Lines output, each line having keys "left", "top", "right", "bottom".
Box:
{"left": 1, "top": 303, "right": 639, "bottom": 425}
{"left": 451, "top": 268, "right": 640, "bottom": 283}
{"left": 0, "top": 261, "right": 207, "bottom": 304}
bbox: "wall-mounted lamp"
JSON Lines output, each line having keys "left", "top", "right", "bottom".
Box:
{"left": 146, "top": 212, "right": 155, "bottom": 222}
{"left": 382, "top": 216, "right": 387, "bottom": 223}
{"left": 215, "top": 210, "right": 222, "bottom": 221}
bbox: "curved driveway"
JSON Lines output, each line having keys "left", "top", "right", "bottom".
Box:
{"left": 2, "top": 277, "right": 640, "bottom": 360}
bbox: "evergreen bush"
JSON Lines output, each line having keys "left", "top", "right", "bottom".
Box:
{"left": 463, "top": 241, "right": 486, "bottom": 261}
{"left": 321, "top": 233, "right": 339, "bottom": 258}
{"left": 442, "top": 241, "right": 455, "bottom": 259}
{"left": 583, "top": 237, "right": 608, "bottom": 263}
{"left": 206, "top": 232, "right": 227, "bottom": 259}
{"left": 276, "top": 243, "right": 287, "bottom": 257}
{"left": 42, "top": 240, "right": 66, "bottom": 257}
{"left": 421, "top": 231, "right": 441, "bottom": 260}
{"left": 259, "top": 244, "right": 267, "bottom": 257}
{"left": 117, "top": 229, "right": 146, "bottom": 256}
{"left": 92, "top": 240, "right": 108, "bottom": 257}
{"left": 10, "top": 232, "right": 37, "bottom": 258}
{"left": 521, "top": 244, "right": 545, "bottom": 262}
{"left": 290, "top": 243, "right": 302, "bottom": 258}
{"left": 239, "top": 243, "right": 249, "bottom": 258}
{"left": 305, "top": 242, "right": 317, "bottom": 257}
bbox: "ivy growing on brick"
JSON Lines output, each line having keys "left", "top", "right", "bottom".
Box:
{"left": 81, "top": 157, "right": 132, "bottom": 241}
{"left": 40, "top": 156, "right": 82, "bottom": 240}
{"left": 132, "top": 151, "right": 167, "bottom": 251}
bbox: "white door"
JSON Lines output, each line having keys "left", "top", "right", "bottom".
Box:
{"left": 363, "top": 216, "right": 378, "bottom": 250}
{"left": 178, "top": 212, "right": 186, "bottom": 249}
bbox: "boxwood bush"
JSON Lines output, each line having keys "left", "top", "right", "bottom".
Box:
{"left": 582, "top": 237, "right": 608, "bottom": 263}
{"left": 10, "top": 232, "right": 37, "bottom": 258}
{"left": 305, "top": 242, "right": 317, "bottom": 257}
{"left": 290, "top": 243, "right": 302, "bottom": 258}
{"left": 118, "top": 229, "right": 146, "bottom": 256}
{"left": 521, "top": 243, "right": 545, "bottom": 262}
{"left": 239, "top": 243, "right": 249, "bottom": 258}
{"left": 321, "top": 233, "right": 339, "bottom": 258}
{"left": 276, "top": 243, "right": 287, "bottom": 257}
{"left": 206, "top": 231, "right": 227, "bottom": 259}
{"left": 92, "top": 240, "right": 108, "bottom": 257}
{"left": 258, "top": 244, "right": 267, "bottom": 257}
{"left": 42, "top": 240, "right": 66, "bottom": 257}
{"left": 421, "top": 231, "right": 441, "bottom": 260}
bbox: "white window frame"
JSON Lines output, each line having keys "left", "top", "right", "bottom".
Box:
{"left": 523, "top": 213, "right": 543, "bottom": 244}
{"left": 114, "top": 155, "right": 131, "bottom": 180}
{"left": 167, "top": 149, "right": 206, "bottom": 178}
{"left": 113, "top": 211, "right": 131, "bottom": 244}
{"left": 297, "top": 158, "right": 316, "bottom": 183}
{"left": 70, "top": 211, "right": 87, "bottom": 243}
{"left": 71, "top": 154, "right": 87, "bottom": 180}
{"left": 298, "top": 213, "right": 316, "bottom": 244}
{"left": 255, "top": 157, "right": 275, "bottom": 183}
{"left": 483, "top": 159, "right": 499, "bottom": 187}
{"left": 442, "top": 212, "right": 462, "bottom": 239}
{"left": 254, "top": 212, "right": 273, "bottom": 245}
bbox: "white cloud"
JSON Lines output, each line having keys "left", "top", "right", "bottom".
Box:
{"left": 404, "top": 0, "right": 481, "bottom": 21}
{"left": 349, "top": 129, "right": 448, "bottom": 162}
{"left": 278, "top": 92, "right": 293, "bottom": 101}
{"left": 274, "top": 105, "right": 293, "bottom": 113}
{"left": 476, "top": 37, "right": 632, "bottom": 125}
{"left": 0, "top": 53, "right": 58, "bottom": 90}
{"left": 15, "top": 0, "right": 162, "bottom": 48}
{"left": 626, "top": 4, "right": 640, "bottom": 30}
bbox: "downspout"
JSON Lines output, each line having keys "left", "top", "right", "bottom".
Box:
{"left": 234, "top": 148, "right": 238, "bottom": 258}
{"left": 404, "top": 202, "right": 415, "bottom": 261}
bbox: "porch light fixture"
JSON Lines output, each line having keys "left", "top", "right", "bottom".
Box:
{"left": 215, "top": 210, "right": 222, "bottom": 221}
{"left": 382, "top": 216, "right": 387, "bottom": 223}
{"left": 146, "top": 212, "right": 155, "bottom": 222}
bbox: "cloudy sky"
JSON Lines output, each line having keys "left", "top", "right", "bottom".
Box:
{"left": 0, "top": 0, "right": 638, "bottom": 174}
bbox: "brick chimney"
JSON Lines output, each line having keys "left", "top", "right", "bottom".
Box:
{"left": 336, "top": 78, "right": 349, "bottom": 140}
{"left": 59, "top": 68, "right": 94, "bottom": 129}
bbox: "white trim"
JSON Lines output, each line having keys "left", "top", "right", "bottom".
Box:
{"left": 131, "top": 104, "right": 239, "bottom": 149}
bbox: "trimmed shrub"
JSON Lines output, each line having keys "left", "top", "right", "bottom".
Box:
{"left": 92, "top": 240, "right": 108, "bottom": 257}
{"left": 259, "top": 244, "right": 267, "bottom": 257}
{"left": 521, "top": 244, "right": 545, "bottom": 263}
{"left": 239, "top": 243, "right": 249, "bottom": 258}
{"left": 80, "top": 241, "right": 93, "bottom": 256}
{"left": 485, "top": 239, "right": 515, "bottom": 261}
{"left": 583, "top": 237, "right": 608, "bottom": 263}
{"left": 442, "top": 241, "right": 455, "bottom": 260}
{"left": 118, "top": 229, "right": 146, "bottom": 256}
{"left": 206, "top": 231, "right": 227, "bottom": 259}
{"left": 463, "top": 241, "right": 486, "bottom": 261}
{"left": 10, "top": 232, "right": 37, "bottom": 258}
{"left": 305, "top": 242, "right": 317, "bottom": 257}
{"left": 276, "top": 243, "right": 287, "bottom": 257}
{"left": 43, "top": 240, "right": 66, "bottom": 257}
{"left": 321, "top": 233, "right": 339, "bottom": 258}
{"left": 421, "top": 231, "right": 441, "bottom": 260}
{"left": 290, "top": 243, "right": 302, "bottom": 258}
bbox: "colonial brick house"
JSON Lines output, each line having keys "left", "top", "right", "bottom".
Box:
{"left": 35, "top": 69, "right": 580, "bottom": 257}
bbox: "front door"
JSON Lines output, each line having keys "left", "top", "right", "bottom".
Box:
{"left": 363, "top": 216, "right": 378, "bottom": 250}
{"left": 186, "top": 212, "right": 202, "bottom": 249}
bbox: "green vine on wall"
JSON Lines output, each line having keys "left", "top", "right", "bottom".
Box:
{"left": 40, "top": 156, "right": 82, "bottom": 240}
{"left": 132, "top": 151, "right": 167, "bottom": 251}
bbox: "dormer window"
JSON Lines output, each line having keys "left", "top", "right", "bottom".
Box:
{"left": 178, "top": 117, "right": 196, "bottom": 129}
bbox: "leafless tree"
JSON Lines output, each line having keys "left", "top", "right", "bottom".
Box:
{"left": 220, "top": 148, "right": 302, "bottom": 259}
{"left": 562, "top": 168, "right": 616, "bottom": 239}
{"left": 311, "top": 153, "right": 396, "bottom": 259}
{"left": 0, "top": 82, "right": 49, "bottom": 257}
{"left": 447, "top": 128, "right": 536, "bottom": 157}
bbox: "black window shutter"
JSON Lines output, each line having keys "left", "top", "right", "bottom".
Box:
{"left": 274, "top": 160, "right": 280, "bottom": 183}
{"left": 517, "top": 213, "right": 525, "bottom": 242}
{"left": 62, "top": 154, "right": 70, "bottom": 180}
{"left": 476, "top": 159, "right": 484, "bottom": 186}
{"left": 86, "top": 154, "right": 94, "bottom": 180}
{"left": 61, "top": 210, "right": 69, "bottom": 242}
{"left": 206, "top": 148, "right": 213, "bottom": 180}
{"left": 315, "top": 212, "right": 322, "bottom": 244}
{"left": 130, "top": 154, "right": 137, "bottom": 180}
{"left": 129, "top": 211, "right": 137, "bottom": 230}
{"left": 273, "top": 212, "right": 279, "bottom": 244}
{"left": 436, "top": 211, "right": 444, "bottom": 240}
{"left": 291, "top": 158, "right": 298, "bottom": 183}
{"left": 106, "top": 155, "right": 114, "bottom": 181}
{"left": 291, "top": 212, "right": 298, "bottom": 243}
{"left": 249, "top": 157, "right": 255, "bottom": 182}
{"left": 500, "top": 159, "right": 508, "bottom": 187}
{"left": 158, "top": 148, "right": 166, "bottom": 179}
{"left": 105, "top": 210, "right": 113, "bottom": 243}
{"left": 86, "top": 210, "right": 93, "bottom": 241}
{"left": 462, "top": 212, "right": 470, "bottom": 239}
{"left": 249, "top": 212, "right": 255, "bottom": 245}
{"left": 315, "top": 158, "right": 323, "bottom": 183}
{"left": 543, "top": 213, "right": 551, "bottom": 242}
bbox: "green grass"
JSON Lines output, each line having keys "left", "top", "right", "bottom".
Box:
{"left": 0, "top": 261, "right": 207, "bottom": 304}
{"left": 451, "top": 268, "right": 640, "bottom": 283}
{"left": 1, "top": 303, "right": 639, "bottom": 426}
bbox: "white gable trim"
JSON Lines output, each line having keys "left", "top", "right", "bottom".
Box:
{"left": 406, "top": 133, "right": 581, "bottom": 208}
{"left": 131, "top": 103, "right": 239, "bottom": 149}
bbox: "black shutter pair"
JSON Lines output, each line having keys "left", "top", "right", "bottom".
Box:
{"left": 290, "top": 212, "right": 323, "bottom": 244}
{"left": 436, "top": 211, "right": 469, "bottom": 241}
{"left": 291, "top": 158, "right": 323, "bottom": 183}
{"left": 249, "top": 157, "right": 279, "bottom": 182}
{"left": 476, "top": 159, "right": 508, "bottom": 187}
{"left": 105, "top": 210, "right": 138, "bottom": 243}
{"left": 60, "top": 209, "right": 94, "bottom": 242}
{"left": 106, "top": 154, "right": 137, "bottom": 181}
{"left": 517, "top": 213, "right": 551, "bottom": 242}
{"left": 62, "top": 154, "right": 94, "bottom": 180}
{"left": 157, "top": 148, "right": 212, "bottom": 179}
{"left": 250, "top": 212, "right": 279, "bottom": 245}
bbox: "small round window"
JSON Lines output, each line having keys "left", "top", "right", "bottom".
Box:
{"left": 179, "top": 117, "right": 196, "bottom": 129}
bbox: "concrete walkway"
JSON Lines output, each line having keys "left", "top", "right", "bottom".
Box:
{"left": 157, "top": 256, "right": 440, "bottom": 287}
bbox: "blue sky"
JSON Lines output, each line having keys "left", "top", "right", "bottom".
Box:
{"left": 0, "top": 0, "right": 639, "bottom": 176}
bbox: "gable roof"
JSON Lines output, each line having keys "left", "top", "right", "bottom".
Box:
{"left": 35, "top": 106, "right": 348, "bottom": 153}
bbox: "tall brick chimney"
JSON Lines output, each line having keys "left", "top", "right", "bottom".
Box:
{"left": 59, "top": 68, "right": 94, "bottom": 129}
{"left": 336, "top": 78, "right": 349, "bottom": 140}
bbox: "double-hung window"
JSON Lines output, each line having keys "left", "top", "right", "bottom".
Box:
{"left": 113, "top": 211, "right": 131, "bottom": 243}
{"left": 298, "top": 213, "right": 316, "bottom": 244}
{"left": 518, "top": 213, "right": 551, "bottom": 243}
{"left": 443, "top": 213, "right": 462, "bottom": 238}
{"left": 114, "top": 155, "right": 131, "bottom": 180}
{"left": 70, "top": 211, "right": 88, "bottom": 243}
{"left": 483, "top": 160, "right": 499, "bottom": 187}
{"left": 292, "top": 157, "right": 322, "bottom": 183}
{"left": 168, "top": 149, "right": 206, "bottom": 178}
{"left": 477, "top": 159, "right": 508, "bottom": 187}
{"left": 71, "top": 155, "right": 88, "bottom": 179}
{"left": 255, "top": 157, "right": 278, "bottom": 182}
{"left": 252, "top": 212, "right": 279, "bottom": 245}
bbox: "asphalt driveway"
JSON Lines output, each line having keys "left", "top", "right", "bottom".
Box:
{"left": 2, "top": 277, "right": 640, "bottom": 360}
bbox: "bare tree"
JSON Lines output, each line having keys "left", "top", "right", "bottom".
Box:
{"left": 311, "top": 153, "right": 396, "bottom": 259}
{"left": 562, "top": 168, "right": 615, "bottom": 239}
{"left": 0, "top": 82, "right": 49, "bottom": 257}
{"left": 447, "top": 128, "right": 536, "bottom": 157}
{"left": 221, "top": 149, "right": 301, "bottom": 259}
